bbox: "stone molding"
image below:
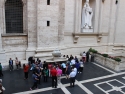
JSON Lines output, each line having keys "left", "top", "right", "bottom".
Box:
{"left": 72, "top": 32, "right": 108, "bottom": 43}
{"left": 1, "top": 33, "right": 27, "bottom": 37}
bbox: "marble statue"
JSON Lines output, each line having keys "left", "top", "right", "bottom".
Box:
{"left": 81, "top": 0, "right": 93, "bottom": 29}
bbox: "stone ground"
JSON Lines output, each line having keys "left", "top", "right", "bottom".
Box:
{"left": 1, "top": 62, "right": 125, "bottom": 94}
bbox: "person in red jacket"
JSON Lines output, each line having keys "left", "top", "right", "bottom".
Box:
{"left": 50, "top": 66, "right": 57, "bottom": 88}
{"left": 23, "top": 64, "right": 29, "bottom": 79}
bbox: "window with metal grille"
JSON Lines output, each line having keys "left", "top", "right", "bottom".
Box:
{"left": 47, "top": 0, "right": 50, "bottom": 5}
{"left": 5, "top": 0, "right": 23, "bottom": 33}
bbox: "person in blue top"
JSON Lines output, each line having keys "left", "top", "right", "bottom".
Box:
{"left": 75, "top": 62, "right": 80, "bottom": 73}
{"left": 30, "top": 71, "right": 39, "bottom": 90}
{"left": 61, "top": 62, "right": 66, "bottom": 75}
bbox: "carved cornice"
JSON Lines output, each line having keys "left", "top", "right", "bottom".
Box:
{"left": 72, "top": 32, "right": 109, "bottom": 43}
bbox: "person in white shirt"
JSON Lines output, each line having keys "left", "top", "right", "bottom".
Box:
{"left": 69, "top": 68, "right": 76, "bottom": 87}
{"left": 79, "top": 59, "right": 84, "bottom": 73}
{"left": 82, "top": 51, "right": 86, "bottom": 63}
{"left": 71, "top": 58, "right": 75, "bottom": 65}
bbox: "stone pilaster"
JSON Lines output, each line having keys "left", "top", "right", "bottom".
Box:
{"left": 26, "top": 0, "right": 37, "bottom": 59}
{"left": 36, "top": 0, "right": 59, "bottom": 48}
{"left": 58, "top": 0, "right": 65, "bottom": 46}
{"left": 0, "top": 0, "right": 6, "bottom": 63}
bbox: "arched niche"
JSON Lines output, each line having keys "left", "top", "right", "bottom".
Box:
{"left": 82, "top": 0, "right": 96, "bottom": 29}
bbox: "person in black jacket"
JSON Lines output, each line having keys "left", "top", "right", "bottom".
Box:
{"left": 86, "top": 51, "right": 90, "bottom": 62}
{"left": 9, "top": 58, "right": 13, "bottom": 71}
{"left": 43, "top": 61, "right": 48, "bottom": 69}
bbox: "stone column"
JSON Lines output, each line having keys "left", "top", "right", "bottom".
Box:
{"left": 0, "top": 0, "right": 6, "bottom": 64}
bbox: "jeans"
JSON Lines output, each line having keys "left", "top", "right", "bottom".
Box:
{"left": 9, "top": 64, "right": 13, "bottom": 71}
{"left": 24, "top": 72, "right": 28, "bottom": 79}
{"left": 31, "top": 82, "right": 38, "bottom": 89}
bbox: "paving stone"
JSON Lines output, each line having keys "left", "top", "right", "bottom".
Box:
{"left": 66, "top": 85, "right": 87, "bottom": 94}
{"left": 34, "top": 88, "right": 65, "bottom": 94}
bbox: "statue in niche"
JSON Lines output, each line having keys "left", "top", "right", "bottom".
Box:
{"left": 81, "top": 0, "right": 93, "bottom": 29}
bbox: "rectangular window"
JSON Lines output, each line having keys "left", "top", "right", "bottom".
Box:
{"left": 47, "top": 0, "right": 50, "bottom": 5}
{"left": 47, "top": 21, "right": 50, "bottom": 26}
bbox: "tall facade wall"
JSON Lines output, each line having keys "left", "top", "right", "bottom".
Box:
{"left": 0, "top": 0, "right": 125, "bottom": 63}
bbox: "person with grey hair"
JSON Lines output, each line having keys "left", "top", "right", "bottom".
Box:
{"left": 69, "top": 68, "right": 76, "bottom": 87}
{"left": 0, "top": 79, "right": 5, "bottom": 94}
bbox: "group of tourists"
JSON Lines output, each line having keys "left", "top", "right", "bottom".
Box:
{"left": 0, "top": 51, "right": 89, "bottom": 92}
{"left": 27, "top": 54, "right": 85, "bottom": 89}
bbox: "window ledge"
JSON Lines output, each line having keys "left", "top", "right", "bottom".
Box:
{"left": 72, "top": 32, "right": 103, "bottom": 36}
{"left": 1, "top": 33, "right": 27, "bottom": 37}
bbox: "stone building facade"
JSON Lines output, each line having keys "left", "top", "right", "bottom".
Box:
{"left": 0, "top": 0, "right": 125, "bottom": 63}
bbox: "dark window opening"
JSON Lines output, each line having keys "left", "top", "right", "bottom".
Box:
{"left": 116, "top": 0, "right": 118, "bottom": 4}
{"left": 5, "top": 0, "right": 23, "bottom": 33}
{"left": 47, "top": 0, "right": 50, "bottom": 5}
{"left": 47, "top": 21, "right": 50, "bottom": 26}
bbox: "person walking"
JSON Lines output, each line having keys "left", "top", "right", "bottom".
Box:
{"left": 0, "top": 63, "right": 3, "bottom": 77}
{"left": 43, "top": 67, "right": 49, "bottom": 82}
{"left": 51, "top": 66, "right": 57, "bottom": 88}
{"left": 35, "top": 66, "right": 42, "bottom": 84}
{"left": 9, "top": 58, "right": 13, "bottom": 71}
{"left": 30, "top": 71, "right": 39, "bottom": 90}
{"left": 69, "top": 68, "right": 76, "bottom": 87}
{"left": 23, "top": 64, "right": 29, "bottom": 79}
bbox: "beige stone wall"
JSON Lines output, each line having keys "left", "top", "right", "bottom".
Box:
{"left": 0, "top": 0, "right": 125, "bottom": 63}
{"left": 114, "top": 0, "right": 125, "bottom": 45}
{"left": 37, "top": 0, "right": 59, "bottom": 48}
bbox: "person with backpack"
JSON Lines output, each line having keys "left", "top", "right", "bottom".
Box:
{"left": 23, "top": 64, "right": 29, "bottom": 79}
{"left": 30, "top": 71, "right": 39, "bottom": 90}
